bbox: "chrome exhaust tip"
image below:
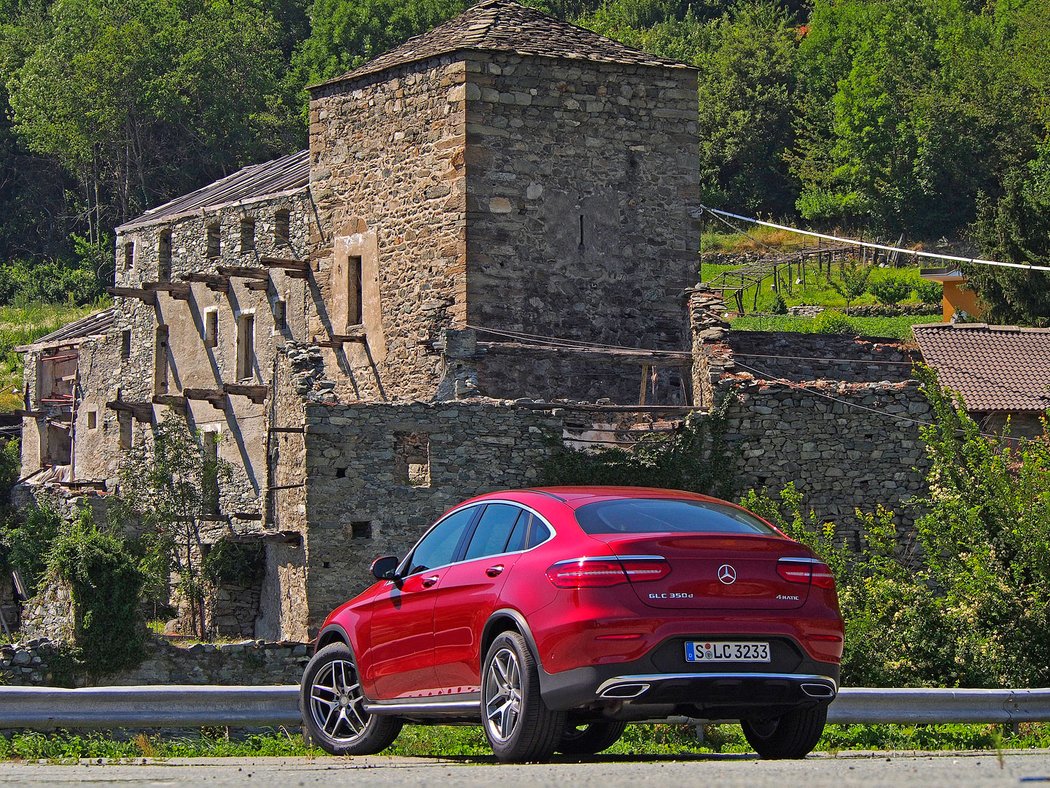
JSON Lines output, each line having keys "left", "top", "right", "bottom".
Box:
{"left": 801, "top": 683, "right": 836, "bottom": 699}
{"left": 599, "top": 683, "right": 651, "bottom": 699}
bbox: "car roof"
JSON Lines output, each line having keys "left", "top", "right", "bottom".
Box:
{"left": 464, "top": 486, "right": 730, "bottom": 511}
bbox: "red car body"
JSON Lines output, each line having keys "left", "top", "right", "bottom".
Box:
{"left": 309, "top": 487, "right": 843, "bottom": 736}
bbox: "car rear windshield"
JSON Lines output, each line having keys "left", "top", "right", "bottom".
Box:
{"left": 575, "top": 499, "right": 777, "bottom": 536}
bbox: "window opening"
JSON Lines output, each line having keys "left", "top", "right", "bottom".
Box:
{"left": 158, "top": 231, "right": 172, "bottom": 280}
{"left": 274, "top": 210, "right": 290, "bottom": 245}
{"left": 124, "top": 241, "right": 134, "bottom": 271}
{"left": 207, "top": 223, "right": 221, "bottom": 257}
{"left": 120, "top": 330, "right": 132, "bottom": 360}
{"left": 240, "top": 218, "right": 256, "bottom": 252}
{"left": 236, "top": 313, "right": 255, "bottom": 380}
{"left": 348, "top": 255, "right": 363, "bottom": 326}
{"left": 395, "top": 432, "right": 430, "bottom": 487}
{"left": 204, "top": 309, "right": 218, "bottom": 348}
{"left": 274, "top": 298, "right": 287, "bottom": 334}
{"left": 154, "top": 325, "right": 169, "bottom": 393}
{"left": 578, "top": 215, "right": 585, "bottom": 249}
{"left": 86, "top": 410, "right": 97, "bottom": 430}
{"left": 351, "top": 521, "right": 372, "bottom": 539}
{"left": 202, "top": 430, "right": 220, "bottom": 515}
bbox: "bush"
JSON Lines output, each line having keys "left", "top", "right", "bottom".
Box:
{"left": 869, "top": 275, "right": 913, "bottom": 305}
{"left": 47, "top": 506, "right": 145, "bottom": 675}
{"left": 813, "top": 310, "right": 856, "bottom": 334}
{"left": 203, "top": 538, "right": 264, "bottom": 587}
{"left": 914, "top": 278, "right": 943, "bottom": 305}
{"left": 770, "top": 292, "right": 788, "bottom": 314}
{"left": 2, "top": 504, "right": 63, "bottom": 596}
{"left": 742, "top": 366, "right": 1050, "bottom": 688}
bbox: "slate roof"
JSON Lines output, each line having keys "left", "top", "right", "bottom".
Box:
{"left": 912, "top": 323, "right": 1050, "bottom": 412}
{"left": 17, "top": 308, "right": 117, "bottom": 352}
{"left": 117, "top": 150, "right": 310, "bottom": 232}
{"left": 315, "top": 0, "right": 691, "bottom": 89}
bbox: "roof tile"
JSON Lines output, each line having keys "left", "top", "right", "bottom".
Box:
{"left": 314, "top": 0, "right": 690, "bottom": 89}
{"left": 913, "top": 323, "right": 1050, "bottom": 412}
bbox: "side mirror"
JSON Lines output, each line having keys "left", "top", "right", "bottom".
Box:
{"left": 371, "top": 555, "right": 400, "bottom": 581}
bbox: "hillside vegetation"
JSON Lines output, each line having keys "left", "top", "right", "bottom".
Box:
{"left": 0, "top": 0, "right": 1046, "bottom": 323}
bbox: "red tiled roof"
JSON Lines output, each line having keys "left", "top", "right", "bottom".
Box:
{"left": 912, "top": 323, "right": 1050, "bottom": 412}
{"left": 314, "top": 0, "right": 690, "bottom": 89}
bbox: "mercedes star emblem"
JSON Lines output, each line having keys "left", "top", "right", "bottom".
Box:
{"left": 717, "top": 564, "right": 737, "bottom": 585}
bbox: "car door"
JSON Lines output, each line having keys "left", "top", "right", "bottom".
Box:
{"left": 430, "top": 504, "right": 531, "bottom": 693}
{"left": 367, "top": 506, "right": 479, "bottom": 699}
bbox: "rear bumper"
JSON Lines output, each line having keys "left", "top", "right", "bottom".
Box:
{"left": 538, "top": 641, "right": 840, "bottom": 716}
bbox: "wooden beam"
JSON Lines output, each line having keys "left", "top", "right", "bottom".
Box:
{"left": 152, "top": 394, "right": 187, "bottom": 408}
{"left": 106, "top": 286, "right": 156, "bottom": 305}
{"left": 181, "top": 273, "right": 229, "bottom": 293}
{"left": 259, "top": 256, "right": 309, "bottom": 278}
{"left": 144, "top": 281, "right": 191, "bottom": 300}
{"left": 330, "top": 328, "right": 368, "bottom": 344}
{"left": 182, "top": 388, "right": 226, "bottom": 408}
{"left": 223, "top": 383, "right": 268, "bottom": 403}
{"left": 217, "top": 266, "right": 270, "bottom": 281}
{"left": 244, "top": 279, "right": 270, "bottom": 292}
{"left": 105, "top": 400, "right": 153, "bottom": 421}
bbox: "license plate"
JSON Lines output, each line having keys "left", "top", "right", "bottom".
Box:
{"left": 685, "top": 641, "right": 770, "bottom": 663}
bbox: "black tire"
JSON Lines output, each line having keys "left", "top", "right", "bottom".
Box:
{"left": 481, "top": 631, "right": 566, "bottom": 762}
{"left": 300, "top": 642, "right": 403, "bottom": 755}
{"left": 557, "top": 720, "right": 627, "bottom": 755}
{"left": 741, "top": 704, "right": 827, "bottom": 759}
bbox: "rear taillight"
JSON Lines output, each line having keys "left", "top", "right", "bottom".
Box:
{"left": 777, "top": 558, "right": 835, "bottom": 589}
{"left": 546, "top": 556, "right": 670, "bottom": 588}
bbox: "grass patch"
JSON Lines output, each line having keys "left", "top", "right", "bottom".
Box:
{"left": 700, "top": 226, "right": 813, "bottom": 255}
{"left": 730, "top": 313, "right": 938, "bottom": 341}
{"left": 3, "top": 722, "right": 1048, "bottom": 761}
{"left": 0, "top": 300, "right": 110, "bottom": 413}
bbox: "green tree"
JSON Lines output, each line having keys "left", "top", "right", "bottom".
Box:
{"left": 114, "top": 412, "right": 231, "bottom": 639}
{"left": 5, "top": 0, "right": 302, "bottom": 238}
{"left": 828, "top": 259, "right": 872, "bottom": 314}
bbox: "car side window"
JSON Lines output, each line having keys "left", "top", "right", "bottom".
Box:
{"left": 504, "top": 511, "right": 528, "bottom": 552}
{"left": 524, "top": 514, "right": 552, "bottom": 549}
{"left": 407, "top": 507, "right": 476, "bottom": 575}
{"left": 464, "top": 504, "right": 523, "bottom": 561}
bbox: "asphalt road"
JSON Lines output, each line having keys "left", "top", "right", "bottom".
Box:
{"left": 1, "top": 751, "right": 1049, "bottom": 787}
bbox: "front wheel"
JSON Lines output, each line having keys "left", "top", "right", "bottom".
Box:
{"left": 741, "top": 704, "right": 827, "bottom": 759}
{"left": 481, "top": 631, "right": 566, "bottom": 762}
{"left": 300, "top": 642, "right": 403, "bottom": 755}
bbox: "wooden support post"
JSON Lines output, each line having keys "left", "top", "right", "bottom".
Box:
{"left": 736, "top": 289, "right": 744, "bottom": 315}
{"left": 639, "top": 364, "right": 650, "bottom": 406}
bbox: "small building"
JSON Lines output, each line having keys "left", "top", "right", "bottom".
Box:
{"left": 913, "top": 322, "right": 1050, "bottom": 436}
{"left": 919, "top": 268, "right": 984, "bottom": 322}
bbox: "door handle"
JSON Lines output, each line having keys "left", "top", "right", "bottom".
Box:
{"left": 421, "top": 575, "right": 440, "bottom": 588}
{"left": 485, "top": 565, "right": 505, "bottom": 577}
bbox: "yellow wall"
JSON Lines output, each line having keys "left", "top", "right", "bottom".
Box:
{"left": 943, "top": 281, "right": 984, "bottom": 322}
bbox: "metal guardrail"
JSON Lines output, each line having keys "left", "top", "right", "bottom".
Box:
{"left": 2, "top": 685, "right": 1049, "bottom": 731}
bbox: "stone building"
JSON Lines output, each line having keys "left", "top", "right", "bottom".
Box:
{"left": 16, "top": 0, "right": 704, "bottom": 641}
{"left": 14, "top": 1, "right": 955, "bottom": 645}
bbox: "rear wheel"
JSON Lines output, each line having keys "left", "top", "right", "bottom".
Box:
{"left": 481, "top": 631, "right": 566, "bottom": 762}
{"left": 300, "top": 642, "right": 403, "bottom": 755}
{"left": 557, "top": 720, "right": 627, "bottom": 755}
{"left": 741, "top": 704, "right": 827, "bottom": 759}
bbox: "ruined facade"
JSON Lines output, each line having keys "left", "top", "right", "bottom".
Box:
{"left": 17, "top": 0, "right": 703, "bottom": 641}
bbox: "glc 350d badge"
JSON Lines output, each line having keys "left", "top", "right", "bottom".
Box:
{"left": 718, "top": 563, "right": 737, "bottom": 584}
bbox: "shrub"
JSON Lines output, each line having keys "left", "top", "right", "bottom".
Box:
{"left": 914, "top": 278, "right": 943, "bottom": 305}
{"left": 2, "top": 504, "right": 63, "bottom": 596}
{"left": 869, "top": 275, "right": 913, "bottom": 305}
{"left": 813, "top": 310, "right": 856, "bottom": 334}
{"left": 203, "top": 538, "right": 264, "bottom": 587}
{"left": 770, "top": 292, "right": 788, "bottom": 314}
{"left": 47, "top": 506, "right": 145, "bottom": 675}
{"left": 828, "top": 259, "right": 873, "bottom": 314}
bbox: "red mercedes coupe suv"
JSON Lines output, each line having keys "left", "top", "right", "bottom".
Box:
{"left": 300, "top": 487, "right": 843, "bottom": 762}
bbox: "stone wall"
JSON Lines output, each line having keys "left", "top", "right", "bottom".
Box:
{"left": 309, "top": 56, "right": 468, "bottom": 402}
{"left": 722, "top": 378, "right": 930, "bottom": 538}
{"left": 464, "top": 53, "right": 698, "bottom": 355}
{"left": 19, "top": 579, "right": 75, "bottom": 645}
{"left": 0, "top": 636, "right": 309, "bottom": 687}
{"left": 726, "top": 331, "right": 918, "bottom": 383}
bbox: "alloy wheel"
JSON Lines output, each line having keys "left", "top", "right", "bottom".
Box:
{"left": 309, "top": 658, "right": 368, "bottom": 742}
{"left": 484, "top": 646, "right": 523, "bottom": 742}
